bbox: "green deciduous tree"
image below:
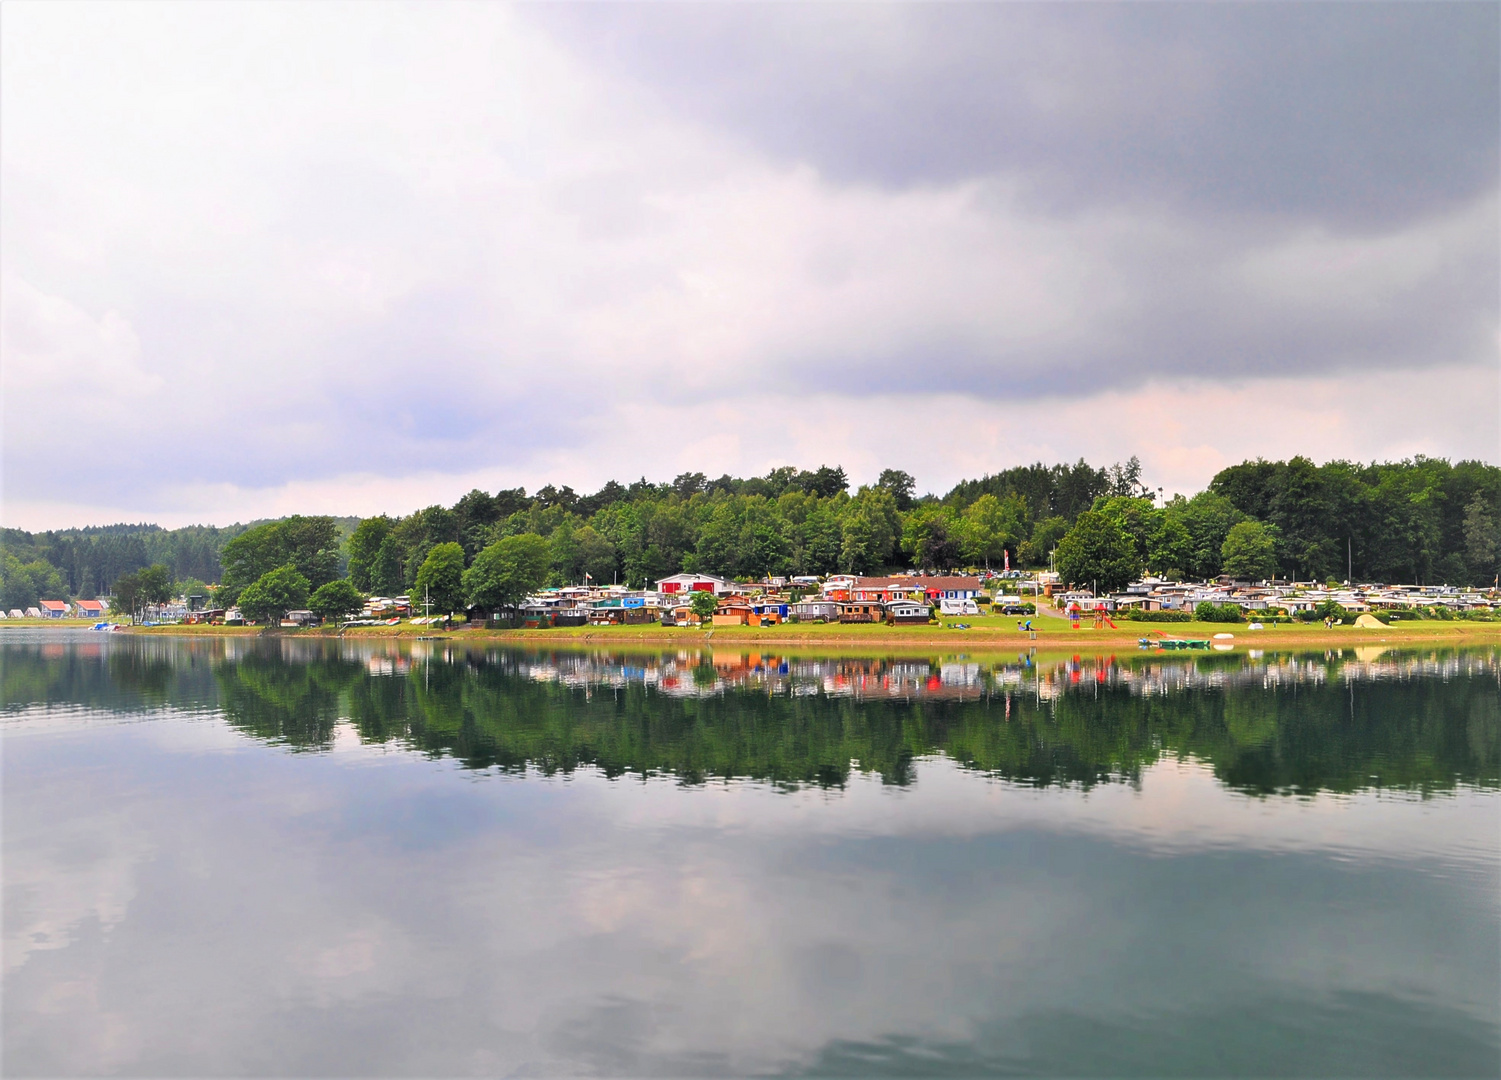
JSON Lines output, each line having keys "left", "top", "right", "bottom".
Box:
{"left": 219, "top": 516, "right": 339, "bottom": 606}
{"left": 574, "top": 525, "right": 618, "bottom": 585}
{"left": 1019, "top": 516, "right": 1069, "bottom": 569}
{"left": 1221, "top": 520, "right": 1279, "bottom": 581}
{"left": 903, "top": 505, "right": 962, "bottom": 570}
{"left": 370, "top": 535, "right": 405, "bottom": 596}
{"left": 414, "top": 542, "right": 466, "bottom": 615}
{"left": 110, "top": 573, "right": 141, "bottom": 617}
{"left": 236, "top": 565, "right": 311, "bottom": 624}
{"left": 1054, "top": 511, "right": 1140, "bottom": 593}
{"left": 1463, "top": 494, "right": 1499, "bottom": 584}
{"left": 109, "top": 563, "right": 172, "bottom": 618}
{"left": 136, "top": 564, "right": 173, "bottom": 604}
{"left": 1160, "top": 492, "right": 1247, "bottom": 580}
{"left": 308, "top": 579, "right": 366, "bottom": 623}
{"left": 345, "top": 516, "right": 392, "bottom": 591}
{"left": 690, "top": 588, "right": 719, "bottom": 624}
{"left": 876, "top": 469, "right": 917, "bottom": 512}
{"left": 959, "top": 493, "right": 1026, "bottom": 569}
{"left": 463, "top": 534, "right": 552, "bottom": 617}
{"left": 840, "top": 486, "right": 900, "bottom": 574}
{"left": 1095, "top": 496, "right": 1162, "bottom": 569}
{"left": 1, "top": 553, "right": 66, "bottom": 611}
{"left": 1147, "top": 515, "right": 1193, "bottom": 579}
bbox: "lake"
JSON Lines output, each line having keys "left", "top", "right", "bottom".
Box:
{"left": 3, "top": 630, "right": 1497, "bottom": 1076}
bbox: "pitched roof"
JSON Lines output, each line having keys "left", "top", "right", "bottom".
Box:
{"left": 38, "top": 599, "right": 68, "bottom": 611}
{"left": 854, "top": 575, "right": 983, "bottom": 589}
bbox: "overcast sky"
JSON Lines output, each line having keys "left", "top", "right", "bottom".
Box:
{"left": 3, "top": 2, "right": 1496, "bottom": 529}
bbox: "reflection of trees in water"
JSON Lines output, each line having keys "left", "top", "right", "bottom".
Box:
{"left": 333, "top": 650, "right": 1498, "bottom": 796}
{"left": 357, "top": 663, "right": 916, "bottom": 786}
{"left": 213, "top": 646, "right": 362, "bottom": 750}
{"left": 1, "top": 637, "right": 219, "bottom": 713}
{"left": 6, "top": 638, "right": 1496, "bottom": 795}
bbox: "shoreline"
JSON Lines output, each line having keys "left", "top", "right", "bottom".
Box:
{"left": 42, "top": 619, "right": 1500, "bottom": 653}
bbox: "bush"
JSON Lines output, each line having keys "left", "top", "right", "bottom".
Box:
{"left": 1295, "top": 600, "right": 1347, "bottom": 622}
{"left": 1194, "top": 602, "right": 1245, "bottom": 623}
{"left": 1381, "top": 608, "right": 1421, "bottom": 621}
{"left": 1123, "top": 609, "right": 1191, "bottom": 623}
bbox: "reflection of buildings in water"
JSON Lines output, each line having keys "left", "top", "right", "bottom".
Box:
{"left": 476, "top": 648, "right": 1496, "bottom": 705}
{"left": 35, "top": 635, "right": 1493, "bottom": 707}
{"left": 367, "top": 655, "right": 411, "bottom": 677}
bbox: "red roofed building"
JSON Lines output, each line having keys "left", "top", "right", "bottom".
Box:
{"left": 654, "top": 573, "right": 736, "bottom": 597}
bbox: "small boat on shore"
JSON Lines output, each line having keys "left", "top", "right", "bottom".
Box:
{"left": 1139, "top": 631, "right": 1211, "bottom": 650}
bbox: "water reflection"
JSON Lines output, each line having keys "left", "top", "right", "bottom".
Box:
{"left": 3, "top": 632, "right": 1498, "bottom": 1077}
{"left": 3, "top": 633, "right": 1496, "bottom": 796}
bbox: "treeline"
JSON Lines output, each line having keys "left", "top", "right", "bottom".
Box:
{"left": 1209, "top": 457, "right": 1497, "bottom": 585}
{"left": 321, "top": 455, "right": 1501, "bottom": 598}
{"left": 1052, "top": 456, "right": 1501, "bottom": 592}
{"left": 0, "top": 522, "right": 254, "bottom": 611}
{"left": 0, "top": 518, "right": 356, "bottom": 612}
{"left": 335, "top": 460, "right": 1150, "bottom": 600}
{"left": 2, "top": 456, "right": 1498, "bottom": 612}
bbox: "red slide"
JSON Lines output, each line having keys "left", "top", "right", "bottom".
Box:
{"left": 1102, "top": 616, "right": 1118, "bottom": 629}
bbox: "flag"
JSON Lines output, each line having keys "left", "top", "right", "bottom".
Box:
{"left": 1003, "top": 549, "right": 1010, "bottom": 573}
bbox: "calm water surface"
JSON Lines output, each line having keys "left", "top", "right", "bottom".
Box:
{"left": 3, "top": 631, "right": 1498, "bottom": 1076}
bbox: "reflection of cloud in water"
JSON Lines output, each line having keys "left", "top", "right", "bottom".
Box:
{"left": 531, "top": 755, "right": 1501, "bottom": 871}
{"left": 4, "top": 637, "right": 1498, "bottom": 1075}
{"left": 4, "top": 716, "right": 1497, "bottom": 1076}
{"left": 2, "top": 789, "right": 154, "bottom": 979}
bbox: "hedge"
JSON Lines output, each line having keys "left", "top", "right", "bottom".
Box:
{"left": 1123, "top": 609, "right": 1191, "bottom": 623}
{"left": 1194, "top": 602, "right": 1245, "bottom": 623}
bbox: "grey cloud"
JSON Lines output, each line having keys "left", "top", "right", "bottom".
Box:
{"left": 2, "top": 3, "right": 1495, "bottom": 523}
{"left": 532, "top": 3, "right": 1499, "bottom": 229}
{"left": 1, "top": 280, "right": 597, "bottom": 506}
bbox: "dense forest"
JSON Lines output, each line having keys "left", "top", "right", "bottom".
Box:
{"left": 2, "top": 456, "right": 1498, "bottom": 611}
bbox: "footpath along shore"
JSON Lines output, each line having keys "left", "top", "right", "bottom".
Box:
{"left": 99, "top": 617, "right": 1501, "bottom": 653}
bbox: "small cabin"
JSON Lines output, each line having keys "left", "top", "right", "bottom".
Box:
{"left": 790, "top": 599, "right": 839, "bottom": 622}
{"left": 712, "top": 599, "right": 755, "bottom": 626}
{"left": 886, "top": 599, "right": 932, "bottom": 625}
{"left": 837, "top": 601, "right": 883, "bottom": 624}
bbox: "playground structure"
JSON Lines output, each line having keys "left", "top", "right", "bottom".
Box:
{"left": 1065, "top": 601, "right": 1118, "bottom": 631}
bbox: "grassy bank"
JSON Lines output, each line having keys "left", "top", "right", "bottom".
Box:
{"left": 99, "top": 613, "right": 1501, "bottom": 654}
